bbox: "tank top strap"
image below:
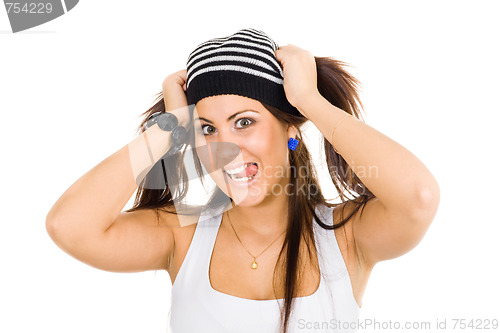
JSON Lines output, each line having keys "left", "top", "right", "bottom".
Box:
{"left": 170, "top": 206, "right": 224, "bottom": 293}
{"left": 190, "top": 207, "right": 224, "bottom": 268}
{"left": 198, "top": 209, "right": 225, "bottom": 269}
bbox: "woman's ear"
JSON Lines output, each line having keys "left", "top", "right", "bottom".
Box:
{"left": 286, "top": 124, "right": 298, "bottom": 139}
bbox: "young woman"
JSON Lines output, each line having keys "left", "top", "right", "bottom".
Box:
{"left": 46, "top": 28, "right": 440, "bottom": 332}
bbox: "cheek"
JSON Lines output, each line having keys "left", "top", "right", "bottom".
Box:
{"left": 249, "top": 128, "right": 289, "bottom": 167}
{"left": 248, "top": 131, "right": 277, "bottom": 154}
{"left": 254, "top": 123, "right": 285, "bottom": 147}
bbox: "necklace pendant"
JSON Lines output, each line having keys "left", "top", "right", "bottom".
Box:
{"left": 251, "top": 260, "right": 258, "bottom": 269}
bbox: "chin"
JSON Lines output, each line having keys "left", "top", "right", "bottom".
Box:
{"left": 230, "top": 191, "right": 266, "bottom": 207}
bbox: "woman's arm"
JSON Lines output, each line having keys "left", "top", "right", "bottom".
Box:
{"left": 45, "top": 121, "right": 179, "bottom": 272}
{"left": 45, "top": 70, "right": 190, "bottom": 272}
{"left": 46, "top": 122, "right": 174, "bottom": 239}
{"left": 275, "top": 44, "right": 439, "bottom": 266}
{"left": 298, "top": 94, "right": 440, "bottom": 266}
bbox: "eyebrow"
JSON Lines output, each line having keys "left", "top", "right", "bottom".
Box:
{"left": 195, "top": 109, "right": 260, "bottom": 124}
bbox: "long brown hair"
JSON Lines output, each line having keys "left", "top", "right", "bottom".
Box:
{"left": 126, "top": 56, "right": 375, "bottom": 333}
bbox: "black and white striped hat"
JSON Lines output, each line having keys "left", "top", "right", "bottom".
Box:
{"left": 185, "top": 28, "right": 302, "bottom": 117}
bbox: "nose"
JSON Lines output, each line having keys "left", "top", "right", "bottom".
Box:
{"left": 197, "top": 129, "right": 242, "bottom": 173}
{"left": 216, "top": 127, "right": 246, "bottom": 159}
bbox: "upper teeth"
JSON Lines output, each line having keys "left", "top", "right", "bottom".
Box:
{"left": 225, "top": 163, "right": 255, "bottom": 175}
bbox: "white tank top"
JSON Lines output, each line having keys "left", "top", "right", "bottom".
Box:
{"left": 167, "top": 203, "right": 361, "bottom": 332}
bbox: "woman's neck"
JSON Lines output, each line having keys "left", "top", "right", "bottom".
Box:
{"left": 225, "top": 193, "right": 289, "bottom": 238}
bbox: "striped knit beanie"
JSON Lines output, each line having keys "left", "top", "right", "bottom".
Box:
{"left": 185, "top": 28, "right": 302, "bottom": 117}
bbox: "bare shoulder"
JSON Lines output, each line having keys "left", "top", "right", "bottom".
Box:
{"left": 157, "top": 209, "right": 198, "bottom": 279}
{"left": 157, "top": 208, "right": 199, "bottom": 236}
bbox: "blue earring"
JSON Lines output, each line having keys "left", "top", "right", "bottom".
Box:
{"left": 288, "top": 137, "right": 299, "bottom": 151}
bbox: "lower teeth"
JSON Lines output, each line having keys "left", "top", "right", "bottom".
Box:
{"left": 229, "top": 174, "right": 256, "bottom": 182}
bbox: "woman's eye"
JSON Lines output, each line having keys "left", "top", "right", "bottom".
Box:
{"left": 235, "top": 117, "right": 253, "bottom": 128}
{"left": 201, "top": 125, "right": 216, "bottom": 135}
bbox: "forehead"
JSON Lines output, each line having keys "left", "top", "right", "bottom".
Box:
{"left": 194, "top": 94, "right": 264, "bottom": 117}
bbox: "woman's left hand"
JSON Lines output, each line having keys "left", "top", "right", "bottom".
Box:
{"left": 274, "top": 44, "right": 320, "bottom": 115}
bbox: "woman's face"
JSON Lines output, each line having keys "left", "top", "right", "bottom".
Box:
{"left": 193, "top": 94, "right": 296, "bottom": 207}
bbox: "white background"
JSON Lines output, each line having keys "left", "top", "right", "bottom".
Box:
{"left": 1, "top": 1, "right": 499, "bottom": 332}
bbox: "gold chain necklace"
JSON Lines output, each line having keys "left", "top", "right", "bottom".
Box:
{"left": 225, "top": 211, "right": 286, "bottom": 269}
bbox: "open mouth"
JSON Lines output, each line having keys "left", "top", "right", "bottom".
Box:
{"left": 224, "top": 162, "right": 259, "bottom": 183}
